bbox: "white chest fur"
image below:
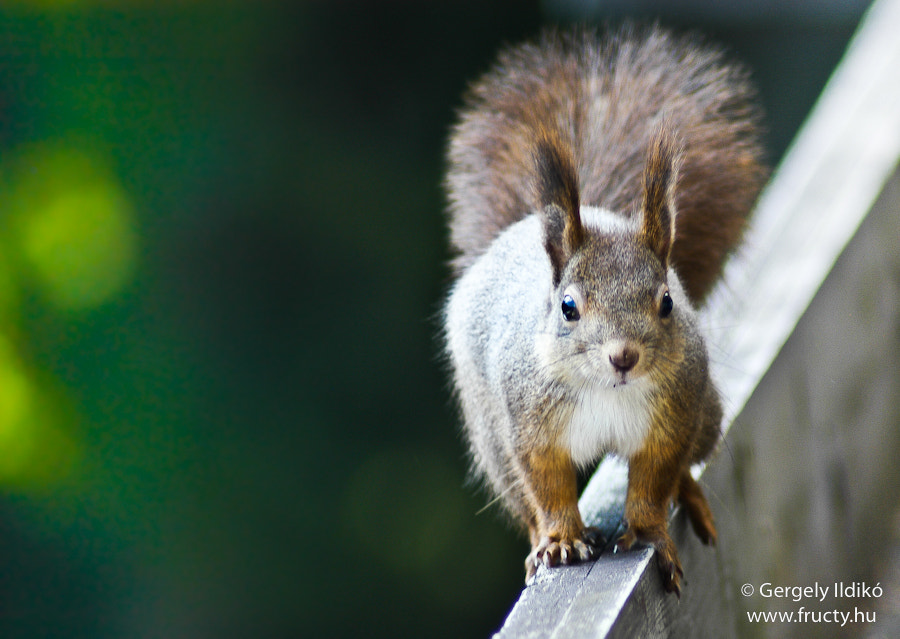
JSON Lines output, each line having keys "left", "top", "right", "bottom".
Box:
{"left": 565, "top": 380, "right": 653, "bottom": 466}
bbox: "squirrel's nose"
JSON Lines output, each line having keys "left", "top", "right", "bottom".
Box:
{"left": 610, "top": 346, "right": 639, "bottom": 373}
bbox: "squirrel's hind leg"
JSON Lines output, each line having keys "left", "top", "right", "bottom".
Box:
{"left": 678, "top": 469, "right": 717, "bottom": 546}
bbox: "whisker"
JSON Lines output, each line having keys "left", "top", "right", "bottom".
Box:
{"left": 475, "top": 475, "right": 524, "bottom": 515}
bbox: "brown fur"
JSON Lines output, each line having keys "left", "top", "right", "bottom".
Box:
{"left": 615, "top": 336, "right": 723, "bottom": 594}
{"left": 446, "top": 25, "right": 767, "bottom": 304}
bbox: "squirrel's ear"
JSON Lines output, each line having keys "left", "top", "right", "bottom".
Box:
{"left": 640, "top": 125, "right": 682, "bottom": 268}
{"left": 534, "top": 130, "right": 583, "bottom": 286}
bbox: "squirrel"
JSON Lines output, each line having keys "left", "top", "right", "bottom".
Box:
{"left": 442, "top": 25, "right": 766, "bottom": 596}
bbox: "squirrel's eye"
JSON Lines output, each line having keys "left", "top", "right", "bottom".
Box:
{"left": 659, "top": 291, "right": 673, "bottom": 319}
{"left": 561, "top": 295, "right": 580, "bottom": 321}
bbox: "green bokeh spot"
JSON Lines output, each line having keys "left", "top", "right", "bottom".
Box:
{"left": 7, "top": 144, "right": 138, "bottom": 311}
{"left": 0, "top": 334, "right": 79, "bottom": 488}
{"left": 0, "top": 252, "right": 17, "bottom": 325}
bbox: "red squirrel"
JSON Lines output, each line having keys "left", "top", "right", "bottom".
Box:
{"left": 442, "top": 25, "right": 766, "bottom": 595}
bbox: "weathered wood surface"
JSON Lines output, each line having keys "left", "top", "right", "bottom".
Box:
{"left": 495, "top": 0, "right": 900, "bottom": 635}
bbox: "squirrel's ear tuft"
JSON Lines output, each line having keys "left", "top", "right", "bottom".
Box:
{"left": 534, "top": 129, "right": 583, "bottom": 286}
{"left": 640, "top": 124, "right": 682, "bottom": 268}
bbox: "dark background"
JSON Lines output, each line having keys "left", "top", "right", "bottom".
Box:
{"left": 0, "top": 1, "right": 871, "bottom": 637}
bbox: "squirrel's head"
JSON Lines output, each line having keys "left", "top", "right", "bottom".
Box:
{"left": 534, "top": 125, "right": 686, "bottom": 389}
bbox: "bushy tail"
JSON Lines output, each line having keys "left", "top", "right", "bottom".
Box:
{"left": 444, "top": 24, "right": 767, "bottom": 303}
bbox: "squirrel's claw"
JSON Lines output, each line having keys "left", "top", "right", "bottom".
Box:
{"left": 659, "top": 558, "right": 685, "bottom": 597}
{"left": 582, "top": 526, "right": 606, "bottom": 549}
{"left": 524, "top": 527, "right": 606, "bottom": 583}
{"left": 616, "top": 526, "right": 684, "bottom": 596}
{"left": 524, "top": 556, "right": 539, "bottom": 584}
{"left": 615, "top": 528, "right": 637, "bottom": 553}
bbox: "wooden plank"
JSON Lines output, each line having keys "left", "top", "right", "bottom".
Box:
{"left": 707, "top": 164, "right": 900, "bottom": 637}
{"left": 704, "top": 0, "right": 900, "bottom": 427}
{"left": 495, "top": 0, "right": 900, "bottom": 634}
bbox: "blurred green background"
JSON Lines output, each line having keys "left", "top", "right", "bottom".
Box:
{"left": 0, "top": 1, "right": 871, "bottom": 637}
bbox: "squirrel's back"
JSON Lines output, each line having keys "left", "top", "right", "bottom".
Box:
{"left": 445, "top": 25, "right": 767, "bottom": 303}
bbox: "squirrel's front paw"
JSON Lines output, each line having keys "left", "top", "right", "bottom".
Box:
{"left": 616, "top": 527, "right": 684, "bottom": 596}
{"left": 525, "top": 526, "right": 606, "bottom": 583}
